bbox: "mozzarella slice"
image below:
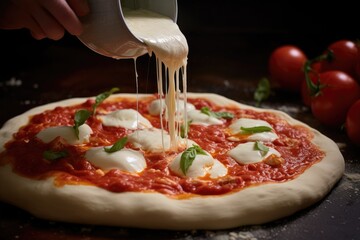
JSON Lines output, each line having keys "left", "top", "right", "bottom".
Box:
{"left": 85, "top": 147, "right": 146, "bottom": 173}
{"left": 187, "top": 109, "right": 223, "bottom": 126}
{"left": 98, "top": 109, "right": 152, "bottom": 129}
{"left": 228, "top": 118, "right": 278, "bottom": 142}
{"left": 36, "top": 124, "right": 92, "bottom": 145}
{"left": 227, "top": 142, "right": 281, "bottom": 165}
{"left": 148, "top": 99, "right": 165, "bottom": 116}
{"left": 148, "top": 99, "right": 195, "bottom": 117}
{"left": 128, "top": 128, "right": 190, "bottom": 152}
{"left": 128, "top": 128, "right": 170, "bottom": 152}
{"left": 169, "top": 148, "right": 227, "bottom": 179}
{"left": 209, "top": 159, "right": 228, "bottom": 179}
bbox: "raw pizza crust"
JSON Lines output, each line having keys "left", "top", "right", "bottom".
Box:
{"left": 0, "top": 93, "right": 344, "bottom": 230}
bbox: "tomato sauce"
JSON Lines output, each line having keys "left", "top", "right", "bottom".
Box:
{"left": 2, "top": 96, "right": 325, "bottom": 197}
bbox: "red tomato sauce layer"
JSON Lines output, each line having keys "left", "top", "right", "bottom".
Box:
{"left": 2, "top": 96, "right": 325, "bottom": 197}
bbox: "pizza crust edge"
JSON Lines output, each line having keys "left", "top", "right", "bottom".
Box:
{"left": 0, "top": 93, "right": 345, "bottom": 229}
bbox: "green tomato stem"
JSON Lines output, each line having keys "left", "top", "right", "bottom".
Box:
{"left": 303, "top": 50, "right": 333, "bottom": 96}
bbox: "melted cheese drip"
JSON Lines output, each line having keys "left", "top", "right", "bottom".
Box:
{"left": 123, "top": 8, "right": 189, "bottom": 151}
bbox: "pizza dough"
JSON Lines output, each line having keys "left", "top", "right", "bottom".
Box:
{"left": 0, "top": 93, "right": 344, "bottom": 230}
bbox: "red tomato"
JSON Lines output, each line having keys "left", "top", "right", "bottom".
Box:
{"left": 311, "top": 71, "right": 360, "bottom": 127}
{"left": 346, "top": 100, "right": 360, "bottom": 146}
{"left": 269, "top": 45, "right": 307, "bottom": 91}
{"left": 320, "top": 40, "right": 358, "bottom": 77}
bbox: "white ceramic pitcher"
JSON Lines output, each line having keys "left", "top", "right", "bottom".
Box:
{"left": 78, "top": 0, "right": 178, "bottom": 59}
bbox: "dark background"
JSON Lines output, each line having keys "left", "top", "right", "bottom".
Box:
{"left": 0, "top": 1, "right": 359, "bottom": 239}
{"left": 1, "top": 1, "right": 359, "bottom": 124}
{"left": 1, "top": 1, "right": 359, "bottom": 98}
{"left": 1, "top": 1, "right": 359, "bottom": 125}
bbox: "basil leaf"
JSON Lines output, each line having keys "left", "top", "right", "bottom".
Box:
{"left": 180, "top": 120, "right": 192, "bottom": 138}
{"left": 200, "top": 106, "right": 213, "bottom": 116}
{"left": 180, "top": 144, "right": 207, "bottom": 175}
{"left": 104, "top": 137, "right": 128, "bottom": 153}
{"left": 215, "top": 111, "right": 235, "bottom": 119}
{"left": 240, "top": 126, "right": 272, "bottom": 134}
{"left": 254, "top": 78, "right": 271, "bottom": 107}
{"left": 92, "top": 87, "right": 120, "bottom": 115}
{"left": 254, "top": 141, "right": 269, "bottom": 157}
{"left": 200, "top": 107, "right": 234, "bottom": 119}
{"left": 180, "top": 147, "right": 196, "bottom": 175}
{"left": 193, "top": 145, "right": 207, "bottom": 156}
{"left": 73, "top": 109, "right": 91, "bottom": 139}
{"left": 43, "top": 150, "right": 68, "bottom": 161}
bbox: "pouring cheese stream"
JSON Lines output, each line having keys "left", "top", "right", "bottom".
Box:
{"left": 123, "top": 8, "right": 189, "bottom": 150}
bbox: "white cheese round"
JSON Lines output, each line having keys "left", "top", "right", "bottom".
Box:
{"left": 128, "top": 128, "right": 191, "bottom": 153}
{"left": 148, "top": 99, "right": 195, "bottom": 117}
{"left": 36, "top": 124, "right": 93, "bottom": 145}
{"left": 227, "top": 142, "right": 281, "bottom": 165}
{"left": 98, "top": 109, "right": 152, "bottom": 130}
{"left": 85, "top": 147, "right": 146, "bottom": 173}
{"left": 128, "top": 128, "right": 171, "bottom": 152}
{"left": 169, "top": 149, "right": 227, "bottom": 179}
{"left": 187, "top": 110, "right": 223, "bottom": 126}
{"left": 228, "top": 118, "right": 278, "bottom": 142}
{"left": 148, "top": 99, "right": 165, "bottom": 116}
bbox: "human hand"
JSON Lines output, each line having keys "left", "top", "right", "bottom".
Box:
{"left": 0, "top": 0, "right": 89, "bottom": 40}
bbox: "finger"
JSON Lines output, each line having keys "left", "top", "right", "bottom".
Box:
{"left": 24, "top": 0, "right": 65, "bottom": 40}
{"left": 0, "top": 3, "right": 46, "bottom": 39}
{"left": 34, "top": 11, "right": 65, "bottom": 40}
{"left": 42, "top": 0, "right": 83, "bottom": 36}
{"left": 25, "top": 15, "right": 47, "bottom": 40}
{"left": 67, "top": 0, "right": 90, "bottom": 17}
{"left": 31, "top": 2, "right": 65, "bottom": 40}
{"left": 30, "top": 29, "right": 46, "bottom": 40}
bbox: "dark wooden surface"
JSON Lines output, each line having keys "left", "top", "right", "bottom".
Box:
{"left": 1, "top": 1, "right": 359, "bottom": 239}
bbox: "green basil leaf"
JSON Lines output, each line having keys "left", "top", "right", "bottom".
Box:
{"left": 240, "top": 126, "right": 272, "bottom": 134}
{"left": 254, "top": 141, "right": 269, "bottom": 157}
{"left": 254, "top": 78, "right": 271, "bottom": 107}
{"left": 104, "top": 137, "right": 128, "bottom": 153}
{"left": 180, "top": 144, "right": 207, "bottom": 175}
{"left": 92, "top": 87, "right": 120, "bottom": 115}
{"left": 180, "top": 120, "right": 192, "bottom": 138}
{"left": 43, "top": 150, "right": 68, "bottom": 161}
{"left": 73, "top": 109, "right": 91, "bottom": 139}
{"left": 200, "top": 107, "right": 234, "bottom": 119}
{"left": 193, "top": 144, "right": 207, "bottom": 156}
{"left": 200, "top": 106, "right": 213, "bottom": 116}
{"left": 215, "top": 111, "right": 234, "bottom": 119}
{"left": 180, "top": 147, "right": 196, "bottom": 175}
